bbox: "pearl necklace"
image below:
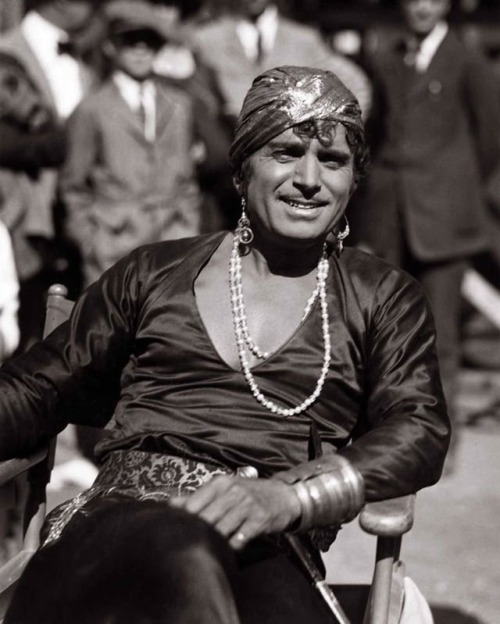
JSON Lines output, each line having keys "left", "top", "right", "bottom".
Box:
{"left": 229, "top": 234, "right": 331, "bottom": 417}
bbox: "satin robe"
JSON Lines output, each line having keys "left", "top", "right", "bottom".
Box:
{"left": 0, "top": 231, "right": 449, "bottom": 501}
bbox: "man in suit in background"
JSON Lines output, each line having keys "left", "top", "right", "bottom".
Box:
{"left": 61, "top": 0, "right": 202, "bottom": 287}
{"left": 360, "top": 0, "right": 500, "bottom": 463}
{"left": 189, "top": 0, "right": 372, "bottom": 127}
{"left": 0, "top": 0, "right": 98, "bottom": 349}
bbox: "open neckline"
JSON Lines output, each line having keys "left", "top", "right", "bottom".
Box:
{"left": 190, "top": 232, "right": 320, "bottom": 374}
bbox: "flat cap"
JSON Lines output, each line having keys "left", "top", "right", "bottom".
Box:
{"left": 104, "top": 1, "right": 172, "bottom": 41}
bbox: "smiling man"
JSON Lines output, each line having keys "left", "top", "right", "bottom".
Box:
{"left": 233, "top": 124, "right": 352, "bottom": 246}
{"left": 1, "top": 66, "right": 449, "bottom": 624}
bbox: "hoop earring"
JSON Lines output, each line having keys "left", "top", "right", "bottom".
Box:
{"left": 236, "top": 197, "right": 254, "bottom": 245}
{"left": 336, "top": 216, "right": 350, "bottom": 255}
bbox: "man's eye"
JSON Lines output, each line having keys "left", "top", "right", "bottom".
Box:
{"left": 272, "top": 150, "right": 300, "bottom": 162}
{"left": 321, "top": 156, "right": 349, "bottom": 169}
{"left": 273, "top": 153, "right": 293, "bottom": 162}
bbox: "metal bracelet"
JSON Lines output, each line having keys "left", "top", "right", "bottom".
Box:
{"left": 292, "top": 461, "right": 365, "bottom": 532}
{"left": 293, "top": 480, "right": 316, "bottom": 531}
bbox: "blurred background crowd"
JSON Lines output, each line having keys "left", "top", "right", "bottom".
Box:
{"left": 0, "top": 2, "right": 499, "bottom": 618}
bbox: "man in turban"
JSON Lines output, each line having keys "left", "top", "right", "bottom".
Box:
{"left": 0, "top": 66, "right": 448, "bottom": 624}
{"left": 189, "top": 0, "right": 373, "bottom": 227}
{"left": 230, "top": 66, "right": 365, "bottom": 176}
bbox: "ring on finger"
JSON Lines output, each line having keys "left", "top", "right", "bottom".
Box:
{"left": 234, "top": 531, "right": 246, "bottom": 545}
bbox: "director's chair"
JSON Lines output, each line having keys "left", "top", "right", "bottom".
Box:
{"left": 0, "top": 284, "right": 415, "bottom": 624}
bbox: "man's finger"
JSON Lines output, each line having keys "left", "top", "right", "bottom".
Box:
{"left": 169, "top": 475, "right": 236, "bottom": 514}
{"left": 228, "top": 520, "right": 257, "bottom": 551}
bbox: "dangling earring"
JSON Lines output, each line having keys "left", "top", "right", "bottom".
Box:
{"left": 236, "top": 197, "right": 254, "bottom": 245}
{"left": 336, "top": 216, "right": 350, "bottom": 255}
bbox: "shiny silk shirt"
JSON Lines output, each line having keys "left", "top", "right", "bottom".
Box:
{"left": 0, "top": 232, "right": 450, "bottom": 501}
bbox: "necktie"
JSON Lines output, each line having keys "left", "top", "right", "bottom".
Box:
{"left": 139, "top": 83, "right": 156, "bottom": 141}
{"left": 57, "top": 39, "right": 75, "bottom": 56}
{"left": 138, "top": 83, "right": 147, "bottom": 136}
{"left": 255, "top": 24, "right": 264, "bottom": 65}
{"left": 404, "top": 39, "right": 421, "bottom": 70}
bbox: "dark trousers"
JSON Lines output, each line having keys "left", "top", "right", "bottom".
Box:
{"left": 408, "top": 258, "right": 466, "bottom": 407}
{"left": 384, "top": 220, "right": 466, "bottom": 451}
{"left": 5, "top": 498, "right": 333, "bottom": 624}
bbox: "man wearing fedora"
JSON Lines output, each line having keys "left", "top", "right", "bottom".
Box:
{"left": 61, "top": 0, "right": 202, "bottom": 288}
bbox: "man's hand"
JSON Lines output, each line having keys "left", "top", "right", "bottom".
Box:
{"left": 169, "top": 476, "right": 301, "bottom": 550}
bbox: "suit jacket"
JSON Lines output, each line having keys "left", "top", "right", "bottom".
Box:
{"left": 60, "top": 79, "right": 201, "bottom": 286}
{"left": 363, "top": 30, "right": 500, "bottom": 262}
{"left": 190, "top": 15, "right": 372, "bottom": 120}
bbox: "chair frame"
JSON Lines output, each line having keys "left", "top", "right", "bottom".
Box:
{"left": 0, "top": 284, "right": 415, "bottom": 624}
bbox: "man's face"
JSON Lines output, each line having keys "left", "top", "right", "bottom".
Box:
{"left": 0, "top": 62, "right": 44, "bottom": 125}
{"left": 237, "top": 0, "right": 271, "bottom": 20}
{"left": 108, "top": 30, "right": 164, "bottom": 81}
{"left": 401, "top": 0, "right": 450, "bottom": 37}
{"left": 241, "top": 123, "right": 355, "bottom": 246}
{"left": 56, "top": 0, "right": 95, "bottom": 33}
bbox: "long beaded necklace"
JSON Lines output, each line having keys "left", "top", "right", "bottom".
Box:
{"left": 229, "top": 233, "right": 332, "bottom": 417}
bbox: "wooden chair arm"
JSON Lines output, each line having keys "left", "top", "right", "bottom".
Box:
{"left": 44, "top": 284, "right": 72, "bottom": 337}
{"left": 359, "top": 495, "right": 415, "bottom": 537}
{"left": 0, "top": 550, "right": 36, "bottom": 595}
{"left": 0, "top": 450, "right": 49, "bottom": 486}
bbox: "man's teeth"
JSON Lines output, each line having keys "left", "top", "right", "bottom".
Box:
{"left": 287, "top": 200, "right": 319, "bottom": 209}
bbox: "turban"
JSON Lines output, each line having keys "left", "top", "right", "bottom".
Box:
{"left": 229, "top": 65, "right": 363, "bottom": 174}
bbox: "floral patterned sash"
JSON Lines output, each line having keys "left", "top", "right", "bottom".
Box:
{"left": 42, "top": 450, "right": 233, "bottom": 547}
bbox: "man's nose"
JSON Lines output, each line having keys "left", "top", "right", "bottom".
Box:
{"left": 293, "top": 153, "right": 321, "bottom": 195}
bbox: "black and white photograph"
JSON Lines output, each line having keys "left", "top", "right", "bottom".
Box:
{"left": 0, "top": 1, "right": 499, "bottom": 622}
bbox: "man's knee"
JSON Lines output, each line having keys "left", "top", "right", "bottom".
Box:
{"left": 114, "top": 503, "right": 238, "bottom": 623}
{"left": 143, "top": 504, "right": 236, "bottom": 580}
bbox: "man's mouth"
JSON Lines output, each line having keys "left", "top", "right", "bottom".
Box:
{"left": 282, "top": 198, "right": 326, "bottom": 211}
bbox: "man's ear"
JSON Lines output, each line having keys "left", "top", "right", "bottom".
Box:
{"left": 233, "top": 174, "right": 243, "bottom": 197}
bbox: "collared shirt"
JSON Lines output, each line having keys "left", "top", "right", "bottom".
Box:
{"left": 412, "top": 21, "right": 449, "bottom": 73}
{"left": 236, "top": 4, "right": 278, "bottom": 62}
{"left": 113, "top": 71, "right": 157, "bottom": 142}
{"left": 21, "top": 10, "right": 83, "bottom": 119}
